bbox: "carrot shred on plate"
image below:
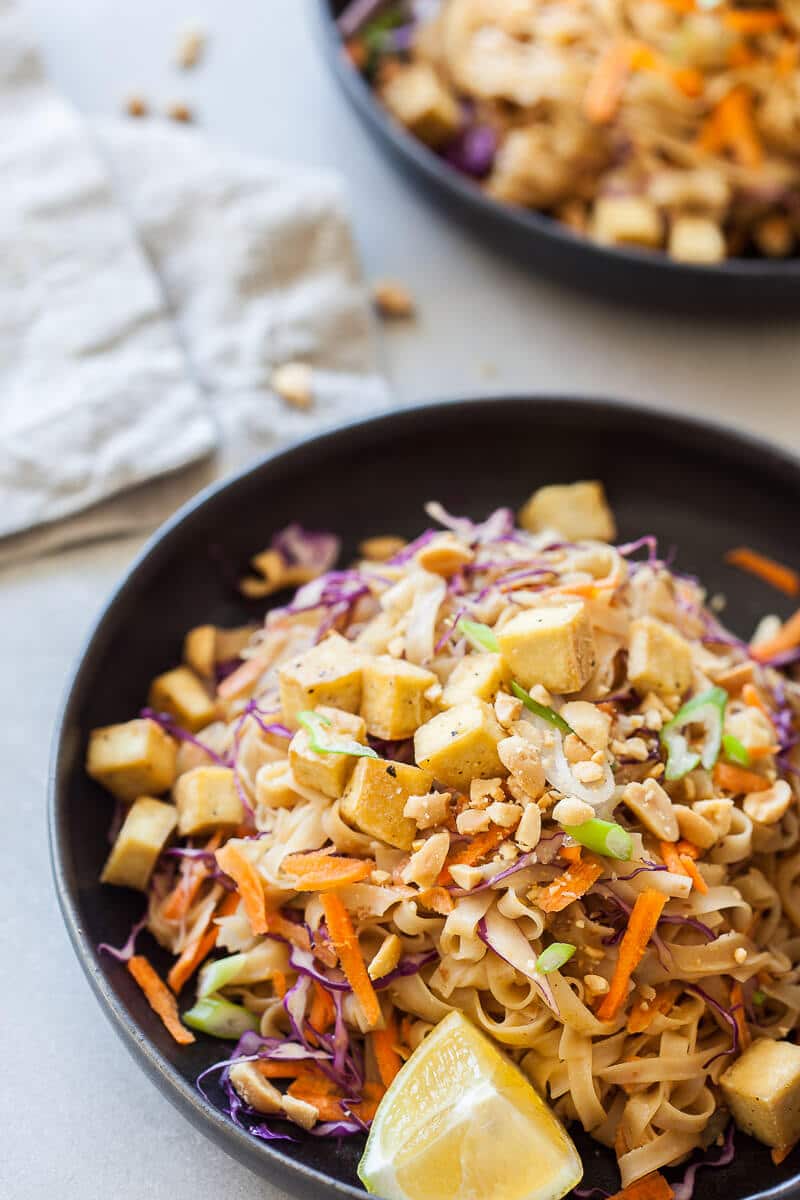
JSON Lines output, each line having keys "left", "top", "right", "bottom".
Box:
{"left": 680, "top": 855, "right": 708, "bottom": 895}
{"left": 263, "top": 909, "right": 312, "bottom": 952}
{"left": 281, "top": 851, "right": 374, "bottom": 891}
{"left": 659, "top": 840, "right": 688, "bottom": 877}
{"left": 627, "top": 984, "right": 680, "bottom": 1034}
{"left": 438, "top": 827, "right": 505, "bottom": 885}
{"left": 608, "top": 1171, "right": 674, "bottom": 1200}
{"left": 128, "top": 955, "right": 195, "bottom": 1045}
{"left": 537, "top": 859, "right": 603, "bottom": 913}
{"left": 713, "top": 761, "right": 771, "bottom": 794}
{"left": 730, "top": 981, "right": 751, "bottom": 1051}
{"left": 751, "top": 608, "right": 800, "bottom": 663}
{"left": 723, "top": 9, "right": 783, "bottom": 34}
{"left": 215, "top": 842, "right": 268, "bottom": 935}
{"left": 560, "top": 843, "right": 583, "bottom": 864}
{"left": 309, "top": 980, "right": 336, "bottom": 1036}
{"left": 584, "top": 40, "right": 632, "bottom": 124}
{"left": 698, "top": 85, "right": 763, "bottom": 168}
{"left": 372, "top": 1010, "right": 404, "bottom": 1088}
{"left": 416, "top": 885, "right": 454, "bottom": 914}
{"left": 725, "top": 547, "right": 800, "bottom": 597}
{"left": 167, "top": 890, "right": 239, "bottom": 994}
{"left": 162, "top": 831, "right": 222, "bottom": 921}
{"left": 742, "top": 682, "right": 770, "bottom": 713}
{"left": 321, "top": 892, "right": 381, "bottom": 1028}
{"left": 597, "top": 890, "right": 667, "bottom": 1022}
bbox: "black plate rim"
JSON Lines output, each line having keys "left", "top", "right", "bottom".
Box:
{"left": 49, "top": 393, "right": 800, "bottom": 1200}
{"left": 315, "top": 0, "right": 800, "bottom": 286}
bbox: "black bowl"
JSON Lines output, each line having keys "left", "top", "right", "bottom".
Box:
{"left": 315, "top": 1, "right": 800, "bottom": 314}
{"left": 51, "top": 396, "right": 800, "bottom": 1200}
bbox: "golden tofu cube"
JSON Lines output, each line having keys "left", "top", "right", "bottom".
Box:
{"left": 183, "top": 624, "right": 216, "bottom": 678}
{"left": 87, "top": 718, "right": 177, "bottom": 801}
{"left": 101, "top": 797, "right": 177, "bottom": 890}
{"left": 519, "top": 481, "right": 616, "bottom": 542}
{"left": 278, "top": 632, "right": 363, "bottom": 728}
{"left": 441, "top": 653, "right": 507, "bottom": 708}
{"left": 341, "top": 757, "right": 433, "bottom": 850}
{"left": 721, "top": 1039, "right": 800, "bottom": 1148}
{"left": 628, "top": 616, "right": 692, "bottom": 698}
{"left": 148, "top": 666, "right": 216, "bottom": 732}
{"left": 497, "top": 602, "right": 596, "bottom": 694}
{"left": 289, "top": 707, "right": 367, "bottom": 799}
{"left": 592, "top": 196, "right": 662, "bottom": 248}
{"left": 174, "top": 765, "right": 243, "bottom": 836}
{"left": 361, "top": 656, "right": 438, "bottom": 740}
{"left": 414, "top": 699, "right": 506, "bottom": 790}
{"left": 255, "top": 761, "right": 300, "bottom": 811}
{"left": 380, "top": 63, "right": 461, "bottom": 148}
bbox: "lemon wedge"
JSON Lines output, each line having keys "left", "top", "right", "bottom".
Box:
{"left": 358, "top": 1011, "right": 583, "bottom": 1200}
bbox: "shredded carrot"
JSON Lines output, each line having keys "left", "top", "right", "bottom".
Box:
{"left": 128, "top": 955, "right": 195, "bottom": 1045}
{"left": 772, "top": 1142, "right": 797, "bottom": 1166}
{"left": 775, "top": 42, "right": 799, "bottom": 75}
{"left": 727, "top": 42, "right": 757, "bottom": 68}
{"left": 749, "top": 743, "right": 782, "bottom": 760}
{"left": 751, "top": 608, "right": 800, "bottom": 663}
{"left": 416, "top": 886, "right": 454, "bottom": 914}
{"left": 537, "top": 859, "right": 603, "bottom": 913}
{"left": 321, "top": 892, "right": 381, "bottom": 1028}
{"left": 167, "top": 891, "right": 239, "bottom": 994}
{"left": 263, "top": 909, "right": 312, "bottom": 951}
{"left": 272, "top": 969, "right": 288, "bottom": 998}
{"left": 254, "top": 1059, "right": 334, "bottom": 1085}
{"left": 309, "top": 980, "right": 336, "bottom": 1036}
{"left": 216, "top": 653, "right": 267, "bottom": 700}
{"left": 345, "top": 38, "right": 367, "bottom": 70}
{"left": 627, "top": 984, "right": 680, "bottom": 1034}
{"left": 607, "top": 1171, "right": 674, "bottom": 1200}
{"left": 742, "top": 682, "right": 770, "bottom": 713}
{"left": 584, "top": 40, "right": 631, "bottom": 124}
{"left": 216, "top": 842, "right": 268, "bottom": 935}
{"left": 281, "top": 852, "right": 374, "bottom": 891}
{"left": 680, "top": 855, "right": 709, "bottom": 895}
{"left": 725, "top": 547, "right": 800, "bottom": 597}
{"left": 723, "top": 9, "right": 783, "bottom": 34}
{"left": 162, "top": 831, "right": 222, "bottom": 921}
{"left": 438, "top": 827, "right": 505, "bottom": 885}
{"left": 713, "top": 761, "right": 771, "bottom": 794}
{"left": 675, "top": 839, "right": 700, "bottom": 860}
{"left": 670, "top": 66, "right": 704, "bottom": 97}
{"left": 699, "top": 86, "right": 762, "bottom": 167}
{"left": 730, "top": 981, "right": 751, "bottom": 1051}
{"left": 287, "top": 1079, "right": 384, "bottom": 1123}
{"left": 659, "top": 840, "right": 688, "bottom": 877}
{"left": 560, "top": 843, "right": 583, "bottom": 864}
{"left": 597, "top": 890, "right": 667, "bottom": 1022}
{"left": 372, "top": 1010, "right": 403, "bottom": 1088}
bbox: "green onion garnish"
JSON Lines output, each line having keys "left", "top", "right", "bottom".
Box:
{"left": 560, "top": 818, "right": 633, "bottom": 860}
{"left": 536, "top": 943, "right": 576, "bottom": 974}
{"left": 510, "top": 681, "right": 574, "bottom": 735}
{"left": 722, "top": 733, "right": 751, "bottom": 767}
{"left": 457, "top": 617, "right": 499, "bottom": 653}
{"left": 197, "top": 952, "right": 247, "bottom": 999}
{"left": 298, "top": 710, "right": 378, "bottom": 759}
{"left": 182, "top": 996, "right": 260, "bottom": 1039}
{"left": 753, "top": 989, "right": 766, "bottom": 1006}
{"left": 660, "top": 686, "right": 727, "bottom": 781}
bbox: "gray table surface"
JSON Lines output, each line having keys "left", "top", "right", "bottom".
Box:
{"left": 5, "top": 0, "right": 799, "bottom": 1196}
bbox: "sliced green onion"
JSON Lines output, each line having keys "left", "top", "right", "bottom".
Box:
{"left": 722, "top": 733, "right": 751, "bottom": 767}
{"left": 535, "top": 943, "right": 576, "bottom": 974}
{"left": 753, "top": 989, "right": 766, "bottom": 1006}
{"left": 561, "top": 818, "right": 633, "bottom": 861}
{"left": 298, "top": 710, "right": 378, "bottom": 759}
{"left": 182, "top": 996, "right": 260, "bottom": 1040}
{"left": 457, "top": 617, "right": 499, "bottom": 653}
{"left": 197, "top": 952, "right": 247, "bottom": 999}
{"left": 510, "top": 681, "right": 574, "bottom": 736}
{"left": 660, "top": 686, "right": 727, "bottom": 781}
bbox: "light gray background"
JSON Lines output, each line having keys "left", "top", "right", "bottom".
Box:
{"left": 4, "top": 1, "right": 798, "bottom": 1197}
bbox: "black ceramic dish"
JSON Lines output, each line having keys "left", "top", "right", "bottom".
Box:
{"left": 51, "top": 396, "right": 800, "bottom": 1200}
{"left": 315, "top": 1, "right": 800, "bottom": 314}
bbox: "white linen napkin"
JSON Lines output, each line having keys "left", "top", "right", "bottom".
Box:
{"left": 0, "top": 0, "right": 388, "bottom": 565}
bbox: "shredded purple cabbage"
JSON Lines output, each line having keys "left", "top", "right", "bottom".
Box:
{"left": 98, "top": 912, "right": 148, "bottom": 962}
{"left": 443, "top": 124, "right": 497, "bottom": 178}
{"left": 272, "top": 523, "right": 340, "bottom": 575}
{"left": 141, "top": 707, "right": 228, "bottom": 766}
{"left": 671, "top": 1122, "right": 735, "bottom": 1200}
{"left": 425, "top": 502, "right": 515, "bottom": 545}
{"left": 687, "top": 983, "right": 740, "bottom": 1062}
{"left": 373, "top": 949, "right": 439, "bottom": 989}
{"left": 616, "top": 535, "right": 659, "bottom": 562}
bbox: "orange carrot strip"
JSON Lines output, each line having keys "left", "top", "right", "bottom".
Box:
{"left": 751, "top": 608, "right": 800, "bottom": 662}
{"left": 272, "top": 969, "right": 287, "bottom": 998}
{"left": 321, "top": 892, "right": 381, "bottom": 1028}
{"left": 373, "top": 1010, "right": 404, "bottom": 1088}
{"left": 699, "top": 86, "right": 762, "bottom": 167}
{"left": 128, "top": 955, "right": 195, "bottom": 1044}
{"left": 659, "top": 840, "right": 689, "bottom": 879}
{"left": 730, "top": 981, "right": 751, "bottom": 1051}
{"left": 680, "top": 855, "right": 709, "bottom": 895}
{"left": 627, "top": 984, "right": 680, "bottom": 1034}
{"left": 742, "top": 682, "right": 770, "bottom": 713}
{"left": 749, "top": 743, "right": 782, "bottom": 760}
{"left": 216, "top": 654, "right": 268, "bottom": 700}
{"left": 727, "top": 42, "right": 757, "bottom": 67}
{"left": 263, "top": 910, "right": 312, "bottom": 952}
{"left": 560, "top": 844, "right": 583, "bottom": 864}
{"left": 537, "top": 859, "right": 603, "bottom": 914}
{"left": 776, "top": 43, "right": 799, "bottom": 75}
{"left": 607, "top": 1172, "right": 674, "bottom": 1200}
{"left": 723, "top": 10, "right": 783, "bottom": 34}
{"left": 309, "top": 980, "right": 336, "bottom": 1035}
{"left": 287, "top": 1082, "right": 383, "bottom": 1123}
{"left": 438, "top": 827, "right": 505, "bottom": 885}
{"left": 675, "top": 839, "right": 700, "bottom": 860}
{"left": 597, "top": 890, "right": 667, "bottom": 1022}
{"left": 584, "top": 41, "right": 632, "bottom": 124}
{"left": 281, "top": 852, "right": 374, "bottom": 891}
{"left": 216, "top": 842, "right": 268, "bottom": 935}
{"left": 416, "top": 886, "right": 454, "bottom": 915}
{"left": 167, "top": 891, "right": 239, "bottom": 994}
{"left": 772, "top": 1143, "right": 797, "bottom": 1166}
{"left": 713, "top": 761, "right": 771, "bottom": 794}
{"left": 162, "top": 831, "right": 222, "bottom": 921}
{"left": 725, "top": 548, "right": 800, "bottom": 597}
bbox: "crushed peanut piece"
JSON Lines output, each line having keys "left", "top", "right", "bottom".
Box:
{"left": 573, "top": 760, "right": 605, "bottom": 784}
{"left": 470, "top": 777, "right": 506, "bottom": 808}
{"left": 612, "top": 736, "right": 650, "bottom": 762}
{"left": 126, "top": 95, "right": 148, "bottom": 118}
{"left": 416, "top": 533, "right": 473, "bottom": 578}
{"left": 486, "top": 801, "right": 521, "bottom": 829}
{"left": 495, "top": 692, "right": 523, "bottom": 727}
{"left": 167, "top": 102, "right": 193, "bottom": 123}
{"left": 372, "top": 279, "right": 415, "bottom": 318}
{"left": 584, "top": 974, "right": 610, "bottom": 995}
{"left": 271, "top": 361, "right": 314, "bottom": 410}
{"left": 456, "top": 808, "right": 491, "bottom": 835}
{"left": 403, "top": 790, "right": 451, "bottom": 830}
{"left": 515, "top": 803, "right": 541, "bottom": 850}
{"left": 368, "top": 933, "right": 403, "bottom": 980}
{"left": 552, "top": 795, "right": 594, "bottom": 826}
{"left": 530, "top": 685, "right": 552, "bottom": 707}
{"left": 449, "top": 863, "right": 486, "bottom": 890}
{"left": 360, "top": 535, "right": 406, "bottom": 562}
{"left": 401, "top": 830, "right": 450, "bottom": 887}
{"left": 176, "top": 27, "right": 206, "bottom": 69}
{"left": 734, "top": 947, "right": 748, "bottom": 965}
{"left": 564, "top": 733, "right": 593, "bottom": 764}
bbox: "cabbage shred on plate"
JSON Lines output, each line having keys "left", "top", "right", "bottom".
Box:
{"left": 87, "top": 478, "right": 800, "bottom": 1195}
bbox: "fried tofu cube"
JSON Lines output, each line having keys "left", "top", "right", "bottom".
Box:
{"left": 148, "top": 666, "right": 216, "bottom": 732}
{"left": 497, "top": 602, "right": 596, "bottom": 694}
{"left": 341, "top": 758, "right": 433, "bottom": 850}
{"left": 628, "top": 616, "right": 692, "bottom": 698}
{"left": 414, "top": 699, "right": 506, "bottom": 789}
{"left": 255, "top": 761, "right": 300, "bottom": 811}
{"left": 87, "top": 718, "right": 177, "bottom": 800}
{"left": 101, "top": 796, "right": 177, "bottom": 890}
{"left": 721, "top": 1039, "right": 800, "bottom": 1148}
{"left": 183, "top": 625, "right": 216, "bottom": 678}
{"left": 441, "top": 654, "right": 508, "bottom": 708}
{"left": 519, "top": 481, "right": 616, "bottom": 542}
{"left": 668, "top": 216, "right": 725, "bottom": 264}
{"left": 380, "top": 62, "right": 461, "bottom": 148}
{"left": 289, "top": 706, "right": 367, "bottom": 799}
{"left": 278, "top": 633, "right": 363, "bottom": 728}
{"left": 360, "top": 656, "right": 438, "bottom": 740}
{"left": 592, "top": 196, "right": 663, "bottom": 248}
{"left": 174, "top": 765, "right": 243, "bottom": 836}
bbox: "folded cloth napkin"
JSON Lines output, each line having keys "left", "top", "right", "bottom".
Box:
{"left": 0, "top": 0, "right": 388, "bottom": 566}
